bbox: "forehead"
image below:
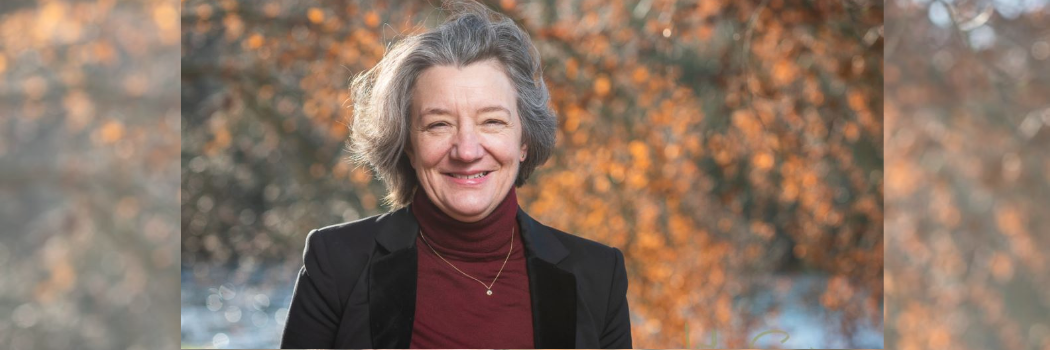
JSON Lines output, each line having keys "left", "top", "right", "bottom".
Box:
{"left": 412, "top": 59, "right": 517, "bottom": 109}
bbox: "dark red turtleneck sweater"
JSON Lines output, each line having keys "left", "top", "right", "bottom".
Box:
{"left": 409, "top": 188, "right": 534, "bottom": 349}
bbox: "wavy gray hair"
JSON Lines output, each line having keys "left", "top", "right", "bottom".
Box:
{"left": 348, "top": 1, "right": 557, "bottom": 209}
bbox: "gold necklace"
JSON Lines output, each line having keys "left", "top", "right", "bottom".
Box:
{"left": 418, "top": 227, "right": 514, "bottom": 296}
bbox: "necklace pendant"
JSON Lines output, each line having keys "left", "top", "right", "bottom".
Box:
{"left": 486, "top": 289, "right": 493, "bottom": 296}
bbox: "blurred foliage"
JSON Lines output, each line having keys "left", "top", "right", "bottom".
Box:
{"left": 0, "top": 0, "right": 180, "bottom": 350}
{"left": 885, "top": 0, "right": 1050, "bottom": 349}
{"left": 181, "top": 0, "right": 883, "bottom": 348}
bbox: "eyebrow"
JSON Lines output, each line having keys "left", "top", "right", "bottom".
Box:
{"left": 476, "top": 106, "right": 511, "bottom": 116}
{"left": 419, "top": 107, "right": 452, "bottom": 118}
{"left": 418, "top": 105, "right": 511, "bottom": 118}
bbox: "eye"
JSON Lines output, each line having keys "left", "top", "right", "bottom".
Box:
{"left": 484, "top": 119, "right": 507, "bottom": 125}
{"left": 426, "top": 121, "right": 451, "bottom": 130}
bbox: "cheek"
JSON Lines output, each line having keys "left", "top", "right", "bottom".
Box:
{"left": 407, "top": 136, "right": 429, "bottom": 169}
{"left": 413, "top": 137, "right": 450, "bottom": 168}
{"left": 491, "top": 138, "right": 524, "bottom": 163}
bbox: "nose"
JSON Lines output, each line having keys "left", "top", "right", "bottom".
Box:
{"left": 450, "top": 124, "right": 483, "bottom": 162}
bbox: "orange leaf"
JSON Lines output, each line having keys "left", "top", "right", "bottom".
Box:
{"left": 594, "top": 75, "right": 611, "bottom": 97}
{"left": 307, "top": 8, "right": 325, "bottom": 24}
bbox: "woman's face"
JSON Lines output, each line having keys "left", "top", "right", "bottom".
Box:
{"left": 407, "top": 59, "right": 526, "bottom": 222}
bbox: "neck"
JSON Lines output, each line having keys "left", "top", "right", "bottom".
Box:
{"left": 411, "top": 188, "right": 520, "bottom": 261}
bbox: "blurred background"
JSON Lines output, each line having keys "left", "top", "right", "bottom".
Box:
{"left": 180, "top": 0, "right": 882, "bottom": 348}
{"left": 885, "top": 0, "right": 1050, "bottom": 350}
{"left": 0, "top": 0, "right": 181, "bottom": 349}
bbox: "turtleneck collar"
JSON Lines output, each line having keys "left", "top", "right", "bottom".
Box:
{"left": 411, "top": 187, "right": 520, "bottom": 262}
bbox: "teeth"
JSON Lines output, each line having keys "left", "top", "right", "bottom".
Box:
{"left": 452, "top": 171, "right": 488, "bottom": 179}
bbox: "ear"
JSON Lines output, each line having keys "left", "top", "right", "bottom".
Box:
{"left": 520, "top": 143, "right": 528, "bottom": 162}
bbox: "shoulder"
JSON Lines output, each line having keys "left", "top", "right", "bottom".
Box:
{"left": 548, "top": 225, "right": 619, "bottom": 253}
{"left": 302, "top": 209, "right": 406, "bottom": 257}
{"left": 536, "top": 222, "right": 625, "bottom": 268}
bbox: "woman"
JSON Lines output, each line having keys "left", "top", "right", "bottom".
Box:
{"left": 280, "top": 2, "right": 631, "bottom": 348}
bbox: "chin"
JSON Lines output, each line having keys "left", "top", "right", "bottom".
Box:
{"left": 448, "top": 203, "right": 488, "bottom": 217}
{"left": 446, "top": 197, "right": 494, "bottom": 217}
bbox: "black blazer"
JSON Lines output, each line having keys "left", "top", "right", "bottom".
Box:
{"left": 279, "top": 205, "right": 632, "bottom": 349}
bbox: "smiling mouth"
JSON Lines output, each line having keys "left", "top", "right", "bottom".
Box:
{"left": 447, "top": 171, "right": 491, "bottom": 179}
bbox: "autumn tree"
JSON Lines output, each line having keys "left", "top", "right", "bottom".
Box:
{"left": 1, "top": 0, "right": 181, "bottom": 349}
{"left": 886, "top": 0, "right": 1050, "bottom": 349}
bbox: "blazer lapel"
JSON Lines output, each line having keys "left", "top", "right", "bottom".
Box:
{"left": 518, "top": 208, "right": 577, "bottom": 348}
{"left": 369, "top": 207, "right": 419, "bottom": 348}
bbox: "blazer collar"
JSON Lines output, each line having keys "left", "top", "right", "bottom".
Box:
{"left": 369, "top": 207, "right": 419, "bottom": 348}
{"left": 516, "top": 207, "right": 577, "bottom": 348}
{"left": 369, "top": 205, "right": 577, "bottom": 348}
{"left": 373, "top": 207, "right": 420, "bottom": 253}
{"left": 515, "top": 207, "right": 570, "bottom": 265}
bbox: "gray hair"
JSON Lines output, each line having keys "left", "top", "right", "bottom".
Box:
{"left": 348, "top": 1, "right": 557, "bottom": 209}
